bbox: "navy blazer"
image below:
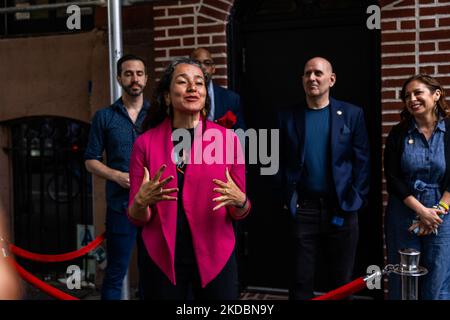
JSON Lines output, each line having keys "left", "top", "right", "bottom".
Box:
{"left": 212, "top": 84, "right": 246, "bottom": 130}
{"left": 278, "top": 97, "right": 370, "bottom": 216}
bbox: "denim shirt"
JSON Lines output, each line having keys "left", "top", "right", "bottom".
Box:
{"left": 84, "top": 98, "right": 150, "bottom": 213}
{"left": 401, "top": 118, "right": 446, "bottom": 207}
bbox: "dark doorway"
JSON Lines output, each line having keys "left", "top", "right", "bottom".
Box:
{"left": 229, "top": 0, "right": 382, "bottom": 298}
{"left": 5, "top": 116, "right": 93, "bottom": 279}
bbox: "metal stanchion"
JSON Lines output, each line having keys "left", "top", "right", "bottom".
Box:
{"left": 392, "top": 248, "right": 428, "bottom": 300}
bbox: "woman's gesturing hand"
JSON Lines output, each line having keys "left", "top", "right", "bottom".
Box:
{"left": 134, "top": 164, "right": 178, "bottom": 208}
{"left": 212, "top": 167, "right": 246, "bottom": 211}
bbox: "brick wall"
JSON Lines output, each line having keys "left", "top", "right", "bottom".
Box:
{"left": 152, "top": 0, "right": 235, "bottom": 86}
{"left": 381, "top": 0, "right": 450, "bottom": 206}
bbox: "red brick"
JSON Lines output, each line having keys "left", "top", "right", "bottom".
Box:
{"left": 204, "top": 45, "right": 227, "bottom": 54}
{"left": 382, "top": 67, "right": 416, "bottom": 77}
{"left": 383, "top": 78, "right": 409, "bottom": 87}
{"left": 436, "top": 77, "right": 450, "bottom": 87}
{"left": 198, "top": 36, "right": 211, "bottom": 45}
{"left": 382, "top": 113, "right": 402, "bottom": 122}
{"left": 198, "top": 24, "right": 226, "bottom": 34}
{"left": 382, "top": 43, "right": 415, "bottom": 54}
{"left": 168, "top": 27, "right": 195, "bottom": 36}
{"left": 420, "top": 0, "right": 435, "bottom": 3}
{"left": 203, "top": 0, "right": 232, "bottom": 13}
{"left": 182, "top": 16, "right": 194, "bottom": 25}
{"left": 199, "top": 6, "right": 229, "bottom": 21}
{"left": 212, "top": 35, "right": 227, "bottom": 44}
{"left": 154, "top": 17, "right": 180, "bottom": 28}
{"left": 211, "top": 57, "right": 227, "bottom": 65}
{"left": 397, "top": 0, "right": 415, "bottom": 5}
{"left": 169, "top": 48, "right": 195, "bottom": 57}
{"left": 382, "top": 55, "right": 415, "bottom": 65}
{"left": 154, "top": 38, "right": 181, "bottom": 47}
{"left": 153, "top": 8, "right": 166, "bottom": 17}
{"left": 419, "top": 42, "right": 435, "bottom": 51}
{"left": 154, "top": 49, "right": 167, "bottom": 59}
{"left": 420, "top": 19, "right": 436, "bottom": 28}
{"left": 382, "top": 21, "right": 397, "bottom": 31}
{"left": 382, "top": 102, "right": 404, "bottom": 111}
{"left": 182, "top": 37, "right": 196, "bottom": 46}
{"left": 382, "top": 90, "right": 397, "bottom": 99}
{"left": 214, "top": 68, "right": 228, "bottom": 76}
{"left": 439, "top": 41, "right": 450, "bottom": 50}
{"left": 198, "top": 16, "right": 217, "bottom": 24}
{"left": 179, "top": 0, "right": 201, "bottom": 4}
{"left": 379, "top": 0, "right": 397, "bottom": 7}
{"left": 401, "top": 20, "right": 416, "bottom": 29}
{"left": 168, "top": 7, "right": 195, "bottom": 16}
{"left": 420, "top": 6, "right": 450, "bottom": 16}
{"left": 154, "top": 29, "right": 166, "bottom": 38}
{"left": 438, "top": 65, "right": 450, "bottom": 74}
{"left": 419, "top": 66, "right": 435, "bottom": 74}
{"left": 382, "top": 32, "right": 415, "bottom": 43}
{"left": 381, "top": 8, "right": 415, "bottom": 19}
{"left": 420, "top": 54, "right": 450, "bottom": 63}
{"left": 440, "top": 17, "right": 450, "bottom": 27}
{"left": 421, "top": 30, "right": 450, "bottom": 40}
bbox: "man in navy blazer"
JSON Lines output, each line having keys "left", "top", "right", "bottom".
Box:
{"left": 278, "top": 57, "right": 370, "bottom": 299}
{"left": 190, "top": 47, "right": 246, "bottom": 130}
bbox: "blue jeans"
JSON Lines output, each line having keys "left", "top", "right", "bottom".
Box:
{"left": 385, "top": 196, "right": 450, "bottom": 300}
{"left": 101, "top": 207, "right": 137, "bottom": 300}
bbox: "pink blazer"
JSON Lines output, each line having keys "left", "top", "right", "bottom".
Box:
{"left": 128, "top": 118, "right": 250, "bottom": 288}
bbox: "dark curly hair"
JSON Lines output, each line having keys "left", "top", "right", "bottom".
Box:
{"left": 399, "top": 74, "right": 449, "bottom": 125}
{"left": 141, "top": 58, "right": 211, "bottom": 131}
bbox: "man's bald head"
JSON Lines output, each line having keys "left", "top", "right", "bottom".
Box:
{"left": 302, "top": 56, "right": 336, "bottom": 108}
{"left": 304, "top": 57, "right": 333, "bottom": 74}
{"left": 190, "top": 47, "right": 215, "bottom": 77}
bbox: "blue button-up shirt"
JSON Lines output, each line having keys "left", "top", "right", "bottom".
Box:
{"left": 401, "top": 118, "right": 446, "bottom": 207}
{"left": 85, "top": 98, "right": 150, "bottom": 214}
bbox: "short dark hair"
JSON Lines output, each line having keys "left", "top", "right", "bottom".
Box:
{"left": 117, "top": 54, "right": 147, "bottom": 76}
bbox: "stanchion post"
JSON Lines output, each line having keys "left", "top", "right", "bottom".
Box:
{"left": 392, "top": 248, "right": 428, "bottom": 300}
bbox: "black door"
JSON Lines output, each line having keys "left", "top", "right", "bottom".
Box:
{"left": 6, "top": 116, "right": 93, "bottom": 279}
{"left": 229, "top": 0, "right": 383, "bottom": 298}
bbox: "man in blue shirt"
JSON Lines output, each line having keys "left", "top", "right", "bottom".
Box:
{"left": 278, "top": 57, "right": 370, "bottom": 299}
{"left": 84, "top": 54, "right": 149, "bottom": 300}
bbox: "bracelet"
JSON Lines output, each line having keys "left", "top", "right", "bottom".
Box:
{"left": 438, "top": 201, "right": 449, "bottom": 212}
{"left": 236, "top": 195, "right": 248, "bottom": 209}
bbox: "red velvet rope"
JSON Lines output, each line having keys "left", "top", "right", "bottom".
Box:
{"left": 9, "top": 232, "right": 105, "bottom": 263}
{"left": 9, "top": 257, "right": 79, "bottom": 300}
{"left": 312, "top": 277, "right": 367, "bottom": 300}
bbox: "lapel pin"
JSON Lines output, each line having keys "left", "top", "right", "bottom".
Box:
{"left": 408, "top": 138, "right": 414, "bottom": 144}
{"left": 337, "top": 110, "right": 342, "bottom": 115}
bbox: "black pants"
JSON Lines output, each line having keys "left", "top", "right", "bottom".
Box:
{"left": 289, "top": 197, "right": 359, "bottom": 300}
{"left": 137, "top": 233, "right": 239, "bottom": 300}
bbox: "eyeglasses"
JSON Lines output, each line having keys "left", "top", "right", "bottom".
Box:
{"left": 196, "top": 60, "right": 214, "bottom": 67}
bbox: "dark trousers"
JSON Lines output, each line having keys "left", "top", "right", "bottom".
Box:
{"left": 289, "top": 197, "right": 359, "bottom": 300}
{"left": 101, "top": 208, "right": 137, "bottom": 300}
{"left": 137, "top": 233, "right": 239, "bottom": 300}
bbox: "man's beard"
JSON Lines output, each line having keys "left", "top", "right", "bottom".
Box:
{"left": 122, "top": 83, "right": 144, "bottom": 97}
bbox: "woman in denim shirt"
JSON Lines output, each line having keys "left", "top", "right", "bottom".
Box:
{"left": 384, "top": 74, "right": 450, "bottom": 299}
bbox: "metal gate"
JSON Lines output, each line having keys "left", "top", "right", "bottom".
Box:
{"left": 7, "top": 116, "right": 93, "bottom": 278}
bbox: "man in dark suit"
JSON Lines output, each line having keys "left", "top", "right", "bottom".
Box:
{"left": 190, "top": 47, "right": 246, "bottom": 130}
{"left": 278, "top": 57, "right": 370, "bottom": 300}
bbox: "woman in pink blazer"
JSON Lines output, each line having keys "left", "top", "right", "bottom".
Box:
{"left": 128, "top": 58, "right": 250, "bottom": 300}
